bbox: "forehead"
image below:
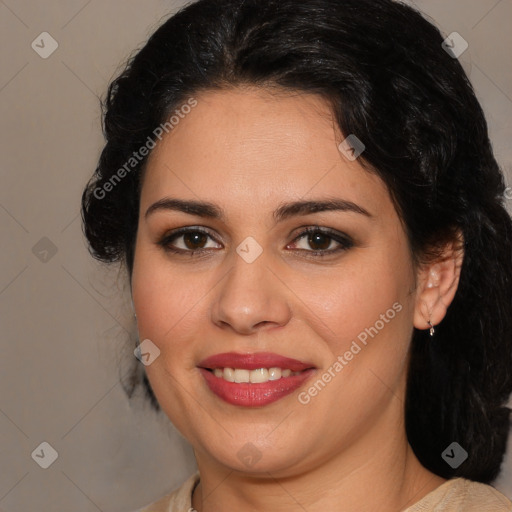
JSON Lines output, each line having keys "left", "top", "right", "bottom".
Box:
{"left": 141, "top": 87, "right": 391, "bottom": 218}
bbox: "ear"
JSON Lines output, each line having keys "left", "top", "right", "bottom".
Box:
{"left": 413, "top": 231, "right": 464, "bottom": 332}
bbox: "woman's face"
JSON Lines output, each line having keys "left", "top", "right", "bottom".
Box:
{"left": 132, "top": 87, "right": 421, "bottom": 476}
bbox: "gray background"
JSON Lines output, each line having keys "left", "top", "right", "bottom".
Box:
{"left": 0, "top": 1, "right": 511, "bottom": 510}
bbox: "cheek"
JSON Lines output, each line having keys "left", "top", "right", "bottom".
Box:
{"left": 293, "top": 253, "right": 414, "bottom": 435}
{"left": 295, "top": 244, "right": 414, "bottom": 359}
{"left": 131, "top": 242, "right": 215, "bottom": 362}
{"left": 133, "top": 276, "right": 184, "bottom": 336}
{"left": 132, "top": 241, "right": 174, "bottom": 336}
{"left": 130, "top": 244, "right": 209, "bottom": 432}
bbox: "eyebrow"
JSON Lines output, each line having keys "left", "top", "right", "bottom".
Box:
{"left": 145, "top": 197, "right": 373, "bottom": 223}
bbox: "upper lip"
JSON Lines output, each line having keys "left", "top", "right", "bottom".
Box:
{"left": 198, "top": 352, "right": 315, "bottom": 372}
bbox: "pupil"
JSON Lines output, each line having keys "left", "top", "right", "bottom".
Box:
{"left": 309, "top": 233, "right": 330, "bottom": 250}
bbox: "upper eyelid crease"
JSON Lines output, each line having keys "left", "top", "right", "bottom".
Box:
{"left": 144, "top": 197, "right": 373, "bottom": 222}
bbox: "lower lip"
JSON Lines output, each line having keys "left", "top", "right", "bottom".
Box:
{"left": 199, "top": 368, "right": 315, "bottom": 407}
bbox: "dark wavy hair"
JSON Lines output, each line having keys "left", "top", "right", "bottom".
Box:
{"left": 81, "top": 0, "right": 512, "bottom": 484}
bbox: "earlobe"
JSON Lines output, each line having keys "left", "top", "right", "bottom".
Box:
{"left": 413, "top": 234, "right": 464, "bottom": 333}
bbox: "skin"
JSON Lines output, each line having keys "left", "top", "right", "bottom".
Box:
{"left": 131, "top": 87, "right": 464, "bottom": 512}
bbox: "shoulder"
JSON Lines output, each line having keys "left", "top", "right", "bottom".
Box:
{"left": 405, "top": 478, "right": 512, "bottom": 511}
{"left": 137, "top": 472, "right": 200, "bottom": 512}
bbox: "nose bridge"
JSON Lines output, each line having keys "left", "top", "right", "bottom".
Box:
{"left": 211, "top": 243, "right": 291, "bottom": 334}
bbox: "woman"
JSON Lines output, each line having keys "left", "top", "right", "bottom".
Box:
{"left": 81, "top": 0, "right": 512, "bottom": 510}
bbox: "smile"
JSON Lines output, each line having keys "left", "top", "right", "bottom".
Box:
{"left": 210, "top": 367, "right": 301, "bottom": 383}
{"left": 198, "top": 352, "right": 316, "bottom": 407}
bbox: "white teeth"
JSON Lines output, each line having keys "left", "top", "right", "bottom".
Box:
{"left": 268, "top": 367, "right": 281, "bottom": 380}
{"left": 249, "top": 368, "right": 268, "bottom": 383}
{"left": 223, "top": 367, "right": 235, "bottom": 382}
{"left": 211, "top": 367, "right": 301, "bottom": 383}
{"left": 234, "top": 369, "right": 250, "bottom": 383}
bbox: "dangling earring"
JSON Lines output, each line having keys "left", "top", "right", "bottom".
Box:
{"left": 428, "top": 320, "right": 435, "bottom": 337}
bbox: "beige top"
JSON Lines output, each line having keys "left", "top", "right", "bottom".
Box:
{"left": 139, "top": 471, "right": 512, "bottom": 511}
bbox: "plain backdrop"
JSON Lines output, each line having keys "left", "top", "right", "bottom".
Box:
{"left": 0, "top": 1, "right": 511, "bottom": 510}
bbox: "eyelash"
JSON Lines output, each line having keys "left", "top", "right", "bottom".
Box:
{"left": 157, "top": 226, "right": 354, "bottom": 258}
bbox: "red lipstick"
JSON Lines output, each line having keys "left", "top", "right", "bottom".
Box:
{"left": 197, "top": 352, "right": 316, "bottom": 407}
{"left": 198, "top": 352, "right": 314, "bottom": 371}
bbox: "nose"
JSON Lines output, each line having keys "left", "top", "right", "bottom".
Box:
{"left": 210, "top": 250, "right": 292, "bottom": 336}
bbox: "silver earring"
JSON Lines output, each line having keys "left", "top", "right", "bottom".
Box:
{"left": 428, "top": 320, "right": 435, "bottom": 337}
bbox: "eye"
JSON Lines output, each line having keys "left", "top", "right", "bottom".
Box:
{"left": 158, "top": 227, "right": 222, "bottom": 255}
{"left": 288, "top": 227, "right": 353, "bottom": 256}
{"left": 157, "top": 225, "right": 353, "bottom": 258}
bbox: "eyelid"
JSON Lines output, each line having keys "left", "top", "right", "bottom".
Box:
{"left": 288, "top": 226, "right": 354, "bottom": 253}
{"left": 157, "top": 225, "right": 354, "bottom": 256}
{"left": 158, "top": 226, "right": 222, "bottom": 248}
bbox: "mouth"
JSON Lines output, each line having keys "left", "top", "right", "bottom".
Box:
{"left": 197, "top": 352, "right": 316, "bottom": 407}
